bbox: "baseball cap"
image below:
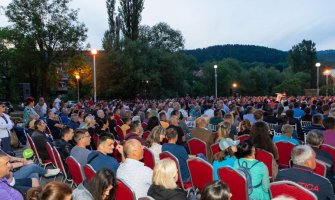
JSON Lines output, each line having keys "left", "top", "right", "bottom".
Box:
{"left": 23, "top": 148, "right": 34, "bottom": 159}
{"left": 219, "top": 138, "right": 240, "bottom": 151}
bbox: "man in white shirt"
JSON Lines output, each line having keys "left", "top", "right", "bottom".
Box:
{"left": 0, "top": 102, "right": 14, "bottom": 155}
{"left": 116, "top": 139, "right": 153, "bottom": 199}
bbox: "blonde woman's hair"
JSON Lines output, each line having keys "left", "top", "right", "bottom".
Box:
{"left": 152, "top": 158, "right": 178, "bottom": 189}
{"left": 216, "top": 122, "right": 231, "bottom": 142}
{"left": 85, "top": 115, "right": 95, "bottom": 127}
{"left": 145, "top": 126, "right": 166, "bottom": 148}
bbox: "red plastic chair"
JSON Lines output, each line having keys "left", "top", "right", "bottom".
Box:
{"left": 45, "top": 125, "right": 54, "bottom": 140}
{"left": 237, "top": 134, "right": 250, "bottom": 143}
{"left": 218, "top": 166, "right": 248, "bottom": 200}
{"left": 114, "top": 125, "right": 125, "bottom": 141}
{"left": 187, "top": 157, "right": 214, "bottom": 190}
{"left": 275, "top": 141, "right": 295, "bottom": 169}
{"left": 255, "top": 148, "right": 274, "bottom": 181}
{"left": 45, "top": 142, "right": 58, "bottom": 169}
{"left": 26, "top": 133, "right": 52, "bottom": 168}
{"left": 52, "top": 146, "right": 72, "bottom": 184}
{"left": 65, "top": 156, "right": 84, "bottom": 186}
{"left": 117, "top": 119, "right": 124, "bottom": 126}
{"left": 269, "top": 180, "right": 317, "bottom": 200}
{"left": 143, "top": 131, "right": 150, "bottom": 140}
{"left": 159, "top": 152, "right": 192, "bottom": 190}
{"left": 92, "top": 134, "right": 99, "bottom": 147}
{"left": 143, "top": 147, "right": 155, "bottom": 169}
{"left": 115, "top": 178, "right": 136, "bottom": 200}
{"left": 211, "top": 143, "right": 220, "bottom": 156}
{"left": 141, "top": 122, "right": 148, "bottom": 130}
{"left": 84, "top": 164, "right": 96, "bottom": 181}
{"left": 188, "top": 138, "right": 207, "bottom": 158}
{"left": 314, "top": 160, "right": 327, "bottom": 177}
{"left": 320, "top": 144, "right": 335, "bottom": 173}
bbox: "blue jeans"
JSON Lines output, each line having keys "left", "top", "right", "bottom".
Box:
{"left": 0, "top": 137, "right": 13, "bottom": 154}
{"left": 14, "top": 164, "right": 46, "bottom": 179}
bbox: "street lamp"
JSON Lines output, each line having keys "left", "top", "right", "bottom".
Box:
{"left": 323, "top": 69, "right": 331, "bottom": 96}
{"left": 214, "top": 65, "right": 218, "bottom": 98}
{"left": 145, "top": 80, "right": 149, "bottom": 99}
{"left": 75, "top": 75, "right": 80, "bottom": 102}
{"left": 316, "top": 62, "right": 321, "bottom": 97}
{"left": 91, "top": 49, "right": 97, "bottom": 103}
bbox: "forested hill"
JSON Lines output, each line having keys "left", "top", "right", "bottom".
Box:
{"left": 317, "top": 50, "right": 335, "bottom": 64}
{"left": 184, "top": 44, "right": 288, "bottom": 64}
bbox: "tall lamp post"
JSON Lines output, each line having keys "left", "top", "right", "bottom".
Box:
{"left": 91, "top": 49, "right": 97, "bottom": 103}
{"left": 214, "top": 65, "right": 218, "bottom": 98}
{"left": 75, "top": 75, "right": 80, "bottom": 102}
{"left": 316, "top": 62, "right": 321, "bottom": 97}
{"left": 323, "top": 69, "right": 330, "bottom": 96}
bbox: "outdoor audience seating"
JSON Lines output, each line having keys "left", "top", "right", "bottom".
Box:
{"left": 25, "top": 132, "right": 52, "bottom": 169}
{"left": 188, "top": 138, "right": 207, "bottom": 159}
{"left": 143, "top": 130, "right": 150, "bottom": 140}
{"left": 92, "top": 134, "right": 99, "bottom": 147}
{"left": 45, "top": 125, "right": 54, "bottom": 140}
{"left": 275, "top": 141, "right": 295, "bottom": 169}
{"left": 187, "top": 157, "right": 214, "bottom": 191}
{"left": 237, "top": 134, "right": 250, "bottom": 143}
{"left": 45, "top": 142, "right": 58, "bottom": 169}
{"left": 255, "top": 148, "right": 274, "bottom": 181}
{"left": 52, "top": 146, "right": 73, "bottom": 184}
{"left": 210, "top": 143, "right": 220, "bottom": 156}
{"left": 116, "top": 119, "right": 124, "bottom": 126}
{"left": 314, "top": 160, "right": 327, "bottom": 177}
{"left": 143, "top": 146, "right": 155, "bottom": 170}
{"left": 267, "top": 123, "right": 277, "bottom": 131}
{"left": 159, "top": 151, "right": 192, "bottom": 190}
{"left": 301, "top": 120, "right": 312, "bottom": 129}
{"left": 269, "top": 180, "right": 317, "bottom": 200}
{"left": 114, "top": 125, "right": 125, "bottom": 141}
{"left": 115, "top": 178, "right": 136, "bottom": 200}
{"left": 141, "top": 122, "right": 148, "bottom": 130}
{"left": 83, "top": 164, "right": 96, "bottom": 181}
{"left": 320, "top": 144, "right": 335, "bottom": 173}
{"left": 218, "top": 166, "right": 248, "bottom": 200}
{"left": 65, "top": 156, "right": 84, "bottom": 187}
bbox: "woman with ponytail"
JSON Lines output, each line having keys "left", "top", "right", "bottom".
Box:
{"left": 26, "top": 181, "right": 72, "bottom": 200}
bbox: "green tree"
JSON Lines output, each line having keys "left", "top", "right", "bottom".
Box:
{"left": 119, "top": 0, "right": 144, "bottom": 40}
{"left": 288, "top": 39, "right": 316, "bottom": 88}
{"left": 5, "top": 0, "right": 87, "bottom": 97}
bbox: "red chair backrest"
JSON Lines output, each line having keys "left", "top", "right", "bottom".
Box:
{"left": 92, "top": 134, "right": 99, "bottom": 147}
{"left": 52, "top": 146, "right": 67, "bottom": 176}
{"left": 255, "top": 148, "right": 274, "bottom": 181}
{"left": 117, "top": 119, "right": 124, "bottom": 126}
{"left": 238, "top": 134, "right": 250, "bottom": 143}
{"left": 141, "top": 122, "right": 148, "bottom": 130}
{"left": 143, "top": 131, "right": 150, "bottom": 140}
{"left": 211, "top": 143, "right": 220, "bottom": 156}
{"left": 320, "top": 144, "right": 335, "bottom": 173}
{"left": 143, "top": 147, "right": 155, "bottom": 169}
{"left": 188, "top": 138, "right": 207, "bottom": 158}
{"left": 114, "top": 125, "right": 125, "bottom": 141}
{"left": 314, "top": 160, "right": 327, "bottom": 177}
{"left": 187, "top": 157, "right": 214, "bottom": 190}
{"left": 84, "top": 164, "right": 96, "bottom": 181}
{"left": 65, "top": 156, "right": 84, "bottom": 186}
{"left": 218, "top": 166, "right": 248, "bottom": 200}
{"left": 45, "top": 142, "right": 57, "bottom": 168}
{"left": 275, "top": 141, "right": 295, "bottom": 168}
{"left": 26, "top": 134, "right": 39, "bottom": 161}
{"left": 269, "top": 180, "right": 317, "bottom": 200}
{"left": 159, "top": 152, "right": 185, "bottom": 189}
{"left": 115, "top": 179, "right": 136, "bottom": 200}
{"left": 45, "top": 126, "right": 54, "bottom": 140}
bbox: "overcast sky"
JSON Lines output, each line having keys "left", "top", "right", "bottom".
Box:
{"left": 1, "top": 0, "right": 335, "bottom": 51}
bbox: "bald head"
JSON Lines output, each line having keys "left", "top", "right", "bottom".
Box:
{"left": 123, "top": 139, "right": 143, "bottom": 160}
{"left": 195, "top": 117, "right": 207, "bottom": 128}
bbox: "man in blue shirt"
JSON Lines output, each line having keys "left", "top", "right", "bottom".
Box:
{"left": 273, "top": 124, "right": 300, "bottom": 145}
{"left": 162, "top": 127, "right": 192, "bottom": 182}
{"left": 87, "top": 133, "right": 124, "bottom": 175}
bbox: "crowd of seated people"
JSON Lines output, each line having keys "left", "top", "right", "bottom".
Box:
{"left": 2, "top": 94, "right": 335, "bottom": 199}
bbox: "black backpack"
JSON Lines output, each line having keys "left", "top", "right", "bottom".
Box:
{"left": 237, "top": 159, "right": 262, "bottom": 195}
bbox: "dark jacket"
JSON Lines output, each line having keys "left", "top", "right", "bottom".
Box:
{"left": 31, "top": 130, "right": 53, "bottom": 160}
{"left": 147, "top": 184, "right": 187, "bottom": 200}
{"left": 276, "top": 165, "right": 335, "bottom": 200}
{"left": 54, "top": 139, "right": 73, "bottom": 160}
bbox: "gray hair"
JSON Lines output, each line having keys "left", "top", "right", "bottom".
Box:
{"left": 291, "top": 145, "right": 314, "bottom": 166}
{"left": 281, "top": 124, "right": 293, "bottom": 135}
{"left": 306, "top": 130, "right": 324, "bottom": 146}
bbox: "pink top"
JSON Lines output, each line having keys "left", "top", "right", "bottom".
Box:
{"left": 323, "top": 129, "right": 335, "bottom": 147}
